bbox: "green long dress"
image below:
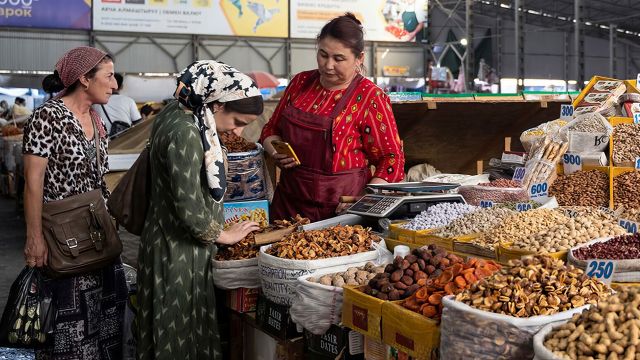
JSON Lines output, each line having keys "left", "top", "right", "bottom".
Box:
{"left": 137, "top": 101, "right": 224, "bottom": 360}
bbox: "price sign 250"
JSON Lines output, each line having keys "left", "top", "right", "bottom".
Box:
{"left": 586, "top": 260, "right": 615, "bottom": 284}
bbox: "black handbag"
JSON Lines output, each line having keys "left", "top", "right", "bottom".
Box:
{"left": 101, "top": 104, "right": 131, "bottom": 137}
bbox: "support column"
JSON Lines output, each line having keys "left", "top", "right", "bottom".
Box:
{"left": 192, "top": 35, "right": 199, "bottom": 62}
{"left": 465, "top": 0, "right": 474, "bottom": 90}
{"left": 496, "top": 16, "right": 503, "bottom": 82}
{"left": 609, "top": 25, "right": 617, "bottom": 78}
{"left": 563, "top": 32, "right": 569, "bottom": 86}
{"left": 574, "top": 0, "right": 584, "bottom": 89}
{"left": 515, "top": 0, "right": 525, "bottom": 91}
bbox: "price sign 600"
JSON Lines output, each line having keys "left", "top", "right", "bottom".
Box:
{"left": 530, "top": 183, "right": 548, "bottom": 197}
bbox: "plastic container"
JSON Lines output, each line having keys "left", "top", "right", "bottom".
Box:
{"left": 393, "top": 245, "right": 410, "bottom": 258}
{"left": 458, "top": 185, "right": 529, "bottom": 206}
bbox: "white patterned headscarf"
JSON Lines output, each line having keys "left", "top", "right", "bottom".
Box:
{"left": 175, "top": 60, "right": 261, "bottom": 202}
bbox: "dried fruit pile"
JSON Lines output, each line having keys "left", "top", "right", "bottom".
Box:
{"left": 266, "top": 224, "right": 379, "bottom": 260}
{"left": 402, "top": 258, "right": 501, "bottom": 319}
{"left": 220, "top": 131, "right": 257, "bottom": 153}
{"left": 215, "top": 215, "right": 309, "bottom": 260}
{"left": 455, "top": 256, "right": 611, "bottom": 317}
{"left": 307, "top": 262, "right": 385, "bottom": 287}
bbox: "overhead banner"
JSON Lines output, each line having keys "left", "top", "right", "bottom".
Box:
{"left": 290, "top": 0, "right": 428, "bottom": 42}
{"left": 0, "top": 0, "right": 91, "bottom": 30}
{"left": 93, "top": 0, "right": 288, "bottom": 37}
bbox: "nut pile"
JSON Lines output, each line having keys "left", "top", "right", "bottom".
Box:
{"left": 266, "top": 225, "right": 379, "bottom": 260}
{"left": 458, "top": 185, "right": 529, "bottom": 206}
{"left": 307, "top": 262, "right": 385, "bottom": 287}
{"left": 510, "top": 214, "right": 627, "bottom": 253}
{"left": 472, "top": 209, "right": 569, "bottom": 251}
{"left": 543, "top": 287, "right": 640, "bottom": 360}
{"left": 362, "top": 245, "right": 464, "bottom": 300}
{"left": 402, "top": 258, "right": 501, "bottom": 319}
{"left": 455, "top": 256, "right": 611, "bottom": 317}
{"left": 614, "top": 171, "right": 640, "bottom": 210}
{"left": 216, "top": 215, "right": 310, "bottom": 260}
{"left": 402, "top": 202, "right": 478, "bottom": 230}
{"left": 565, "top": 113, "right": 609, "bottom": 133}
{"left": 613, "top": 123, "right": 640, "bottom": 166}
{"left": 435, "top": 207, "right": 516, "bottom": 238}
{"left": 550, "top": 170, "right": 610, "bottom": 207}
{"left": 573, "top": 233, "right": 640, "bottom": 260}
{"left": 478, "top": 179, "right": 525, "bottom": 188}
{"left": 621, "top": 208, "right": 640, "bottom": 223}
{"left": 219, "top": 131, "right": 258, "bottom": 153}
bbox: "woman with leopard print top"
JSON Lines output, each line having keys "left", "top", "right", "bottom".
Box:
{"left": 22, "top": 46, "right": 128, "bottom": 359}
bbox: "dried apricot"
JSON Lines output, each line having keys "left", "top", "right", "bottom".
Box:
{"left": 428, "top": 293, "right": 443, "bottom": 305}
{"left": 444, "top": 282, "right": 457, "bottom": 295}
{"left": 463, "top": 272, "right": 477, "bottom": 284}
{"left": 454, "top": 276, "right": 467, "bottom": 288}
{"left": 421, "top": 304, "right": 438, "bottom": 318}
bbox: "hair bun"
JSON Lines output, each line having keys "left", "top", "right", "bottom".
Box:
{"left": 42, "top": 71, "right": 65, "bottom": 94}
{"left": 344, "top": 12, "right": 362, "bottom": 26}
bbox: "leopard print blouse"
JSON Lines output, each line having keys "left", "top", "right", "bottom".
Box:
{"left": 23, "top": 99, "right": 109, "bottom": 203}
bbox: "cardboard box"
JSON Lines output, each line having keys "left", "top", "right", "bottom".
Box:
{"left": 227, "top": 288, "right": 260, "bottom": 313}
{"left": 381, "top": 302, "right": 440, "bottom": 360}
{"left": 223, "top": 199, "right": 269, "bottom": 225}
{"left": 342, "top": 286, "right": 386, "bottom": 341}
{"left": 304, "top": 325, "right": 364, "bottom": 360}
{"left": 255, "top": 294, "right": 301, "bottom": 340}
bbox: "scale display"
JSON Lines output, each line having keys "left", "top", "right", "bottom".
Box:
{"left": 348, "top": 193, "right": 465, "bottom": 219}
{"left": 349, "top": 195, "right": 401, "bottom": 215}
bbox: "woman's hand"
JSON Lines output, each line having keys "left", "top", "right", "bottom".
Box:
{"left": 217, "top": 221, "right": 261, "bottom": 245}
{"left": 272, "top": 153, "right": 299, "bottom": 169}
{"left": 335, "top": 202, "right": 353, "bottom": 215}
{"left": 24, "top": 233, "right": 48, "bottom": 268}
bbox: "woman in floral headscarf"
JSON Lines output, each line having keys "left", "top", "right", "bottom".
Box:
{"left": 136, "top": 60, "right": 263, "bottom": 359}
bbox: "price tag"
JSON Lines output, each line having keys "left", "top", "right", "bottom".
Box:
{"left": 562, "top": 153, "right": 582, "bottom": 175}
{"left": 634, "top": 113, "right": 640, "bottom": 124}
{"left": 599, "top": 207, "right": 618, "bottom": 218}
{"left": 480, "top": 200, "right": 494, "bottom": 208}
{"left": 560, "top": 104, "right": 574, "bottom": 119}
{"left": 619, "top": 219, "right": 639, "bottom": 233}
{"left": 516, "top": 202, "right": 533, "bottom": 212}
{"left": 635, "top": 157, "right": 640, "bottom": 170}
{"left": 529, "top": 182, "right": 549, "bottom": 203}
{"left": 563, "top": 209, "right": 580, "bottom": 218}
{"left": 586, "top": 260, "right": 616, "bottom": 285}
{"left": 512, "top": 167, "right": 526, "bottom": 182}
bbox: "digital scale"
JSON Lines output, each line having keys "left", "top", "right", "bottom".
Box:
{"left": 346, "top": 182, "right": 466, "bottom": 220}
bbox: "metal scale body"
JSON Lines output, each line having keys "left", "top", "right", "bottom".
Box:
{"left": 302, "top": 182, "right": 465, "bottom": 233}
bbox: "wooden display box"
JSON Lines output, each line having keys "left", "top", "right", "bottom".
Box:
{"left": 453, "top": 241, "right": 498, "bottom": 260}
{"left": 227, "top": 287, "right": 261, "bottom": 313}
{"left": 572, "top": 77, "right": 640, "bottom": 108}
{"left": 304, "top": 324, "right": 364, "bottom": 360}
{"left": 342, "top": 286, "right": 386, "bottom": 341}
{"left": 255, "top": 294, "right": 301, "bottom": 340}
{"left": 381, "top": 302, "right": 440, "bottom": 360}
{"left": 415, "top": 232, "right": 454, "bottom": 251}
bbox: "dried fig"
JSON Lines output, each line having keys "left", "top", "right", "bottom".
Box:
{"left": 405, "top": 284, "right": 420, "bottom": 297}
{"left": 439, "top": 258, "right": 450, "bottom": 267}
{"left": 404, "top": 269, "right": 414, "bottom": 278}
{"left": 390, "top": 269, "right": 404, "bottom": 282}
{"left": 377, "top": 292, "right": 389, "bottom": 300}
{"left": 384, "top": 264, "right": 396, "bottom": 273}
{"left": 394, "top": 281, "right": 408, "bottom": 290}
{"left": 405, "top": 254, "right": 418, "bottom": 264}
{"left": 393, "top": 256, "right": 404, "bottom": 268}
{"left": 409, "top": 263, "right": 420, "bottom": 272}
{"left": 400, "top": 259, "right": 411, "bottom": 270}
{"left": 401, "top": 275, "right": 414, "bottom": 286}
{"left": 381, "top": 284, "right": 394, "bottom": 293}
{"left": 417, "top": 259, "right": 426, "bottom": 270}
{"left": 426, "top": 265, "right": 436, "bottom": 274}
{"left": 363, "top": 285, "right": 373, "bottom": 295}
{"left": 413, "top": 270, "right": 427, "bottom": 282}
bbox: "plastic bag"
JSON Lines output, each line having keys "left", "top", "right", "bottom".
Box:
{"left": 258, "top": 239, "right": 392, "bottom": 305}
{"left": 520, "top": 119, "right": 568, "bottom": 153}
{"left": 439, "top": 295, "right": 589, "bottom": 360}
{"left": 211, "top": 257, "right": 260, "bottom": 289}
{"left": 458, "top": 185, "right": 529, "bottom": 206}
{"left": 0, "top": 267, "right": 54, "bottom": 348}
{"left": 224, "top": 144, "right": 267, "bottom": 201}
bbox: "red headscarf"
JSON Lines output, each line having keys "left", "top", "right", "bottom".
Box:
{"left": 55, "top": 46, "right": 108, "bottom": 89}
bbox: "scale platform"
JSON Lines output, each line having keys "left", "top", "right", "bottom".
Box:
{"left": 346, "top": 181, "right": 465, "bottom": 219}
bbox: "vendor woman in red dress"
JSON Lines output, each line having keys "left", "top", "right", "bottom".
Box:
{"left": 261, "top": 13, "right": 405, "bottom": 222}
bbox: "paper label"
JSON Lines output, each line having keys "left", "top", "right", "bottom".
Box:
{"left": 635, "top": 157, "right": 640, "bottom": 170}
{"left": 619, "top": 219, "right": 639, "bottom": 233}
{"left": 560, "top": 104, "right": 574, "bottom": 119}
{"left": 529, "top": 182, "right": 549, "bottom": 203}
{"left": 562, "top": 153, "right": 582, "bottom": 174}
{"left": 586, "top": 260, "right": 616, "bottom": 285}
{"left": 480, "top": 200, "right": 494, "bottom": 208}
{"left": 634, "top": 113, "right": 640, "bottom": 124}
{"left": 512, "top": 167, "right": 526, "bottom": 182}
{"left": 516, "top": 202, "right": 533, "bottom": 212}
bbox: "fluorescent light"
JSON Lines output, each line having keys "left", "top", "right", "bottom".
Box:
{"left": 460, "top": 38, "right": 468, "bottom": 46}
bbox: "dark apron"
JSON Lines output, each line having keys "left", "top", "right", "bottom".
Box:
{"left": 271, "top": 71, "right": 369, "bottom": 222}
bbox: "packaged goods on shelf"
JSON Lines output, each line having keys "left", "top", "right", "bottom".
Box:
{"left": 561, "top": 113, "right": 613, "bottom": 153}
{"left": 440, "top": 256, "right": 611, "bottom": 360}
{"left": 259, "top": 225, "right": 391, "bottom": 305}
{"left": 534, "top": 287, "right": 640, "bottom": 360}
{"left": 223, "top": 200, "right": 269, "bottom": 226}
{"left": 458, "top": 182, "right": 529, "bottom": 206}
{"left": 568, "top": 234, "right": 640, "bottom": 282}
{"left": 224, "top": 143, "right": 267, "bottom": 202}
{"left": 573, "top": 79, "right": 626, "bottom": 117}
{"left": 401, "top": 202, "right": 478, "bottom": 231}
{"left": 549, "top": 169, "right": 610, "bottom": 207}
{"left": 618, "top": 93, "right": 640, "bottom": 117}
{"left": 612, "top": 123, "right": 640, "bottom": 167}
{"left": 290, "top": 262, "right": 385, "bottom": 335}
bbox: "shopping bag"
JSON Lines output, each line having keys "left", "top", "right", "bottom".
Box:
{"left": 0, "top": 267, "right": 54, "bottom": 348}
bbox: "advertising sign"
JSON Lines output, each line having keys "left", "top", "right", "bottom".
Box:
{"left": 290, "top": 0, "right": 428, "bottom": 42}
{"left": 93, "top": 0, "right": 288, "bottom": 37}
{"left": 0, "top": 0, "right": 91, "bottom": 30}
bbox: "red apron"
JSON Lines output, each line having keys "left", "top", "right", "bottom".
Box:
{"left": 271, "top": 71, "right": 369, "bottom": 222}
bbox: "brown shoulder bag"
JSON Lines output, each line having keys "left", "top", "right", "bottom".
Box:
{"left": 41, "top": 116, "right": 122, "bottom": 277}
